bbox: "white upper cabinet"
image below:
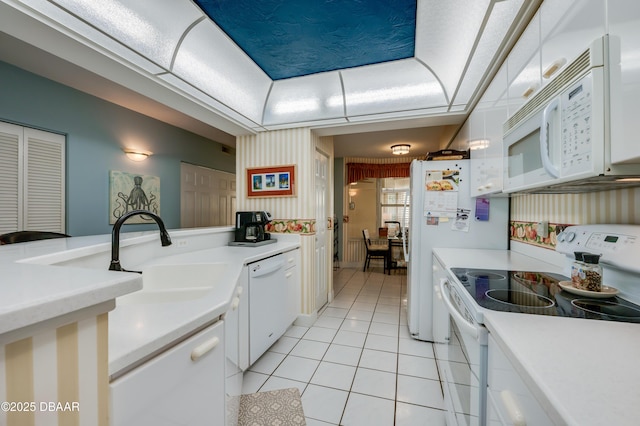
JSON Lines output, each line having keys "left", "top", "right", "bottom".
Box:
{"left": 608, "top": 1, "right": 640, "bottom": 164}
{"left": 470, "top": 63, "right": 509, "bottom": 196}
{"left": 506, "top": 0, "right": 608, "bottom": 115}
{"left": 539, "top": 0, "right": 606, "bottom": 87}
{"left": 507, "top": 12, "right": 541, "bottom": 115}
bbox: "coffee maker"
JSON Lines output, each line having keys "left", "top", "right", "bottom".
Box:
{"left": 229, "top": 211, "right": 276, "bottom": 246}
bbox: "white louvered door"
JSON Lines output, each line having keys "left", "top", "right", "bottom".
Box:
{"left": 0, "top": 122, "right": 65, "bottom": 234}
{"left": 0, "top": 122, "right": 23, "bottom": 234}
{"left": 24, "top": 128, "right": 65, "bottom": 233}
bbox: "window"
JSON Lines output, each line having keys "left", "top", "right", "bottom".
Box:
{"left": 380, "top": 177, "right": 410, "bottom": 232}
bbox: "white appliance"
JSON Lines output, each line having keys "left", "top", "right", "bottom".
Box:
{"left": 435, "top": 224, "right": 640, "bottom": 426}
{"left": 406, "top": 159, "right": 508, "bottom": 342}
{"left": 555, "top": 224, "right": 640, "bottom": 304}
{"left": 503, "top": 35, "right": 640, "bottom": 194}
{"left": 248, "top": 253, "right": 288, "bottom": 364}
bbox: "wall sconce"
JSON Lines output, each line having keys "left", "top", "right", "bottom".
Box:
{"left": 348, "top": 189, "right": 357, "bottom": 210}
{"left": 124, "top": 148, "right": 152, "bottom": 161}
{"left": 391, "top": 144, "right": 410, "bottom": 155}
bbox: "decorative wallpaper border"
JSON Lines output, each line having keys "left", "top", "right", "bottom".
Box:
{"left": 509, "top": 221, "right": 572, "bottom": 250}
{"left": 266, "top": 219, "right": 316, "bottom": 235}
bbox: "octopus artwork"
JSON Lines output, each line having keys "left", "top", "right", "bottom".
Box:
{"left": 109, "top": 171, "right": 160, "bottom": 224}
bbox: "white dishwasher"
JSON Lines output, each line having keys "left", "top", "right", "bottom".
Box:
{"left": 248, "top": 253, "right": 288, "bottom": 365}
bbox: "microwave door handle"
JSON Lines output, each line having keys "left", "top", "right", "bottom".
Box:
{"left": 540, "top": 97, "right": 560, "bottom": 178}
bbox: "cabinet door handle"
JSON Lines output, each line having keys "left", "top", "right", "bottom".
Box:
{"left": 190, "top": 337, "right": 220, "bottom": 361}
{"left": 285, "top": 272, "right": 293, "bottom": 278}
{"left": 236, "top": 286, "right": 244, "bottom": 296}
{"left": 231, "top": 297, "right": 240, "bottom": 311}
{"left": 500, "top": 390, "right": 526, "bottom": 426}
{"left": 287, "top": 257, "right": 294, "bottom": 263}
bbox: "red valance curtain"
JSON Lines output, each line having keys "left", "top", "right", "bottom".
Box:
{"left": 347, "top": 162, "right": 411, "bottom": 184}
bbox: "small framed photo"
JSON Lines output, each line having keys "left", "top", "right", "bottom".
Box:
{"left": 247, "top": 165, "right": 296, "bottom": 197}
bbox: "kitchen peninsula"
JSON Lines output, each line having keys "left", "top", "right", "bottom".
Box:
{"left": 0, "top": 227, "right": 300, "bottom": 425}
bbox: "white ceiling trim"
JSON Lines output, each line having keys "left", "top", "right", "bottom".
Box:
{"left": 0, "top": 0, "right": 540, "bottom": 140}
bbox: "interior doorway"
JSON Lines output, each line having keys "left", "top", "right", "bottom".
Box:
{"left": 315, "top": 150, "right": 329, "bottom": 310}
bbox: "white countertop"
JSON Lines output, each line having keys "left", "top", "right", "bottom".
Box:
{"left": 108, "top": 240, "right": 299, "bottom": 377}
{"left": 433, "top": 247, "right": 640, "bottom": 426}
{"left": 0, "top": 235, "right": 142, "bottom": 339}
{"left": 0, "top": 228, "right": 299, "bottom": 378}
{"left": 484, "top": 310, "right": 640, "bottom": 426}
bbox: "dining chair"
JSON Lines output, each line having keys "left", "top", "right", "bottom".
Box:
{"left": 0, "top": 231, "right": 70, "bottom": 245}
{"left": 362, "top": 229, "right": 389, "bottom": 274}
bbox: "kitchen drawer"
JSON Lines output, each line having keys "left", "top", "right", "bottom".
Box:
{"left": 110, "top": 320, "right": 225, "bottom": 426}
{"left": 487, "top": 334, "right": 554, "bottom": 425}
{"left": 284, "top": 248, "right": 299, "bottom": 271}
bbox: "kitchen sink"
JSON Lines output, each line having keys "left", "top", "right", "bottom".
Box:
{"left": 118, "top": 263, "right": 228, "bottom": 305}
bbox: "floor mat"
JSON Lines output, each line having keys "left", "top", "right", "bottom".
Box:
{"left": 238, "top": 387, "right": 306, "bottom": 426}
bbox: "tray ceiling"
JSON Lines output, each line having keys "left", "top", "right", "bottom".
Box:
{"left": 0, "top": 0, "right": 538, "bottom": 137}
{"left": 193, "top": 0, "right": 417, "bottom": 80}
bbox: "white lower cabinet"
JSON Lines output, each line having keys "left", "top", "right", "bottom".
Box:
{"left": 285, "top": 249, "right": 300, "bottom": 326}
{"left": 487, "top": 334, "right": 553, "bottom": 425}
{"left": 224, "top": 285, "right": 244, "bottom": 425}
{"left": 110, "top": 321, "right": 225, "bottom": 426}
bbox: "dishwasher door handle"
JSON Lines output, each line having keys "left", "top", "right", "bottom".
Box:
{"left": 251, "top": 260, "right": 285, "bottom": 278}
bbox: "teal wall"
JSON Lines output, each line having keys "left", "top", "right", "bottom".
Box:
{"left": 0, "top": 60, "right": 235, "bottom": 236}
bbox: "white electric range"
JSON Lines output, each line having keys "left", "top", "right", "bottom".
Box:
{"left": 433, "top": 225, "right": 640, "bottom": 426}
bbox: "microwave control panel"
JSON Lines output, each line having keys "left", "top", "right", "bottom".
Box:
{"left": 560, "top": 73, "right": 593, "bottom": 176}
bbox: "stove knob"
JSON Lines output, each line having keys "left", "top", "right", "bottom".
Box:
{"left": 566, "top": 231, "right": 576, "bottom": 242}
{"left": 557, "top": 232, "right": 566, "bottom": 242}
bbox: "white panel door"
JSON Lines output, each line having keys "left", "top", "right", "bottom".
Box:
{"left": 315, "top": 150, "right": 329, "bottom": 310}
{"left": 180, "top": 162, "right": 236, "bottom": 228}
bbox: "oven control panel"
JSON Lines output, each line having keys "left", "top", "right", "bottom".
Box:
{"left": 556, "top": 224, "right": 639, "bottom": 273}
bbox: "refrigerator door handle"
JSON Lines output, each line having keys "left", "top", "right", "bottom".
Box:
{"left": 402, "top": 189, "right": 409, "bottom": 261}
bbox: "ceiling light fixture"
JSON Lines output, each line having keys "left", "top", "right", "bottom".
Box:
{"left": 124, "top": 148, "right": 152, "bottom": 161}
{"left": 391, "top": 144, "right": 411, "bottom": 155}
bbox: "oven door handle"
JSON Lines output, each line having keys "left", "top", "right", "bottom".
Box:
{"left": 439, "top": 278, "right": 479, "bottom": 340}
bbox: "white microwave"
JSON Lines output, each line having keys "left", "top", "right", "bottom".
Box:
{"left": 503, "top": 36, "right": 640, "bottom": 193}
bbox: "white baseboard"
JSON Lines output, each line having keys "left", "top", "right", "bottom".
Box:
{"left": 294, "top": 312, "right": 318, "bottom": 328}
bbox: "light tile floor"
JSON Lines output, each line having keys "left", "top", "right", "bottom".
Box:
{"left": 241, "top": 267, "right": 446, "bottom": 425}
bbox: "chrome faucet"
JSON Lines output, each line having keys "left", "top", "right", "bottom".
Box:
{"left": 109, "top": 209, "right": 172, "bottom": 273}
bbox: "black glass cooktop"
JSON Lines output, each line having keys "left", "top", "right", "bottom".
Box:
{"left": 450, "top": 268, "right": 640, "bottom": 323}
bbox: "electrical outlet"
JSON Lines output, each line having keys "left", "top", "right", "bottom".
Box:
{"left": 537, "top": 220, "right": 549, "bottom": 238}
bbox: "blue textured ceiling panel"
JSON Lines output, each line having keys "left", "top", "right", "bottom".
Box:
{"left": 194, "top": 0, "right": 417, "bottom": 80}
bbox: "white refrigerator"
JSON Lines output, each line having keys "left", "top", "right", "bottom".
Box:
{"left": 405, "top": 159, "right": 508, "bottom": 342}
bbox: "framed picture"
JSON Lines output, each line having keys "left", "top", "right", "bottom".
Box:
{"left": 247, "top": 165, "right": 296, "bottom": 197}
{"left": 109, "top": 170, "right": 160, "bottom": 224}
